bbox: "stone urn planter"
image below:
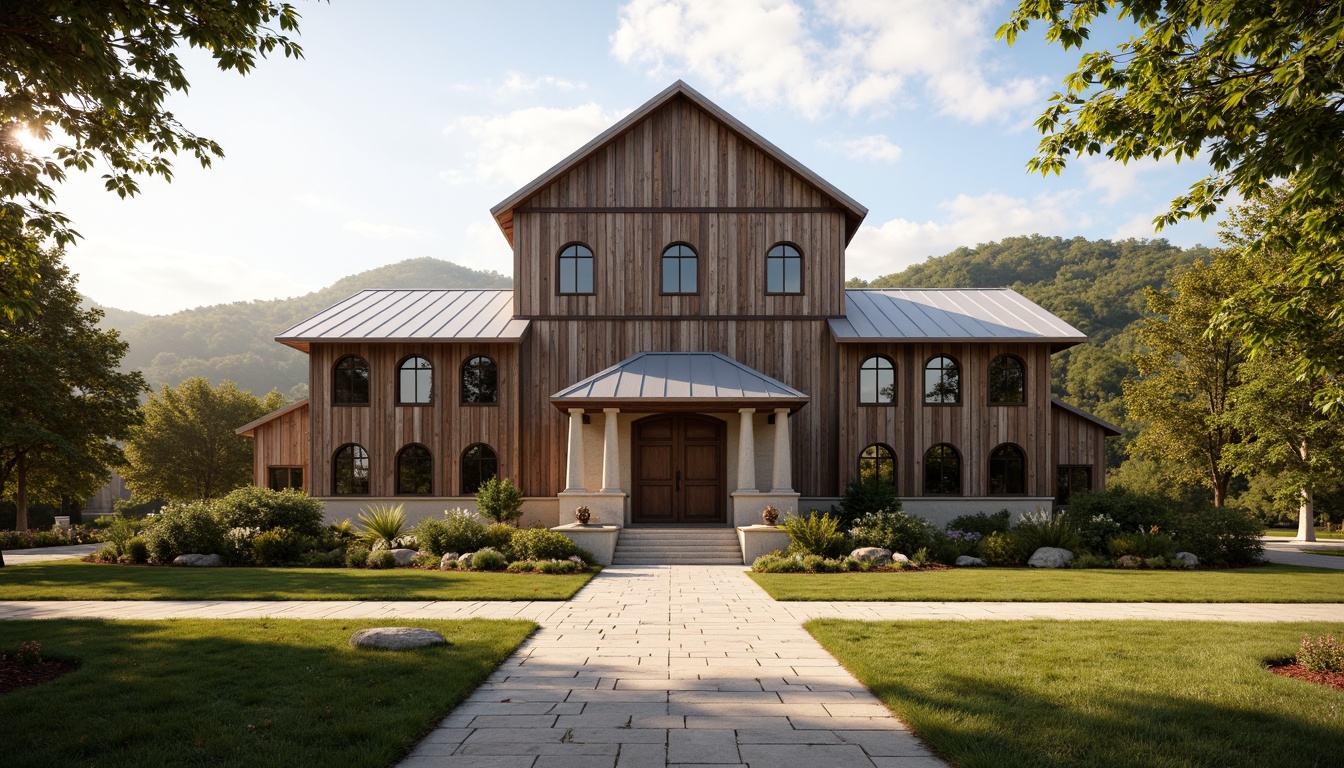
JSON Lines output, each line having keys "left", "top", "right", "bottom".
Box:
{"left": 761, "top": 505, "right": 780, "bottom": 526}
{"left": 575, "top": 506, "right": 592, "bottom": 525}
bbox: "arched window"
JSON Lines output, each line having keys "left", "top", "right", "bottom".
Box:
{"left": 923, "top": 444, "right": 961, "bottom": 495}
{"left": 989, "top": 443, "right": 1026, "bottom": 495}
{"left": 660, "top": 243, "right": 698, "bottom": 294}
{"left": 859, "top": 355, "right": 896, "bottom": 404}
{"left": 557, "top": 243, "right": 594, "bottom": 295}
{"left": 396, "top": 444, "right": 433, "bottom": 495}
{"left": 461, "top": 355, "right": 498, "bottom": 405}
{"left": 766, "top": 243, "right": 803, "bottom": 294}
{"left": 333, "top": 356, "right": 370, "bottom": 405}
{"left": 923, "top": 355, "right": 961, "bottom": 404}
{"left": 398, "top": 356, "right": 432, "bottom": 405}
{"left": 859, "top": 444, "right": 896, "bottom": 487}
{"left": 988, "top": 354, "right": 1026, "bottom": 405}
{"left": 461, "top": 443, "right": 498, "bottom": 495}
{"left": 332, "top": 444, "right": 369, "bottom": 495}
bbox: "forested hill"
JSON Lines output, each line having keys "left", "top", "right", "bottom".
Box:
{"left": 850, "top": 236, "right": 1209, "bottom": 443}
{"left": 102, "top": 258, "right": 511, "bottom": 397}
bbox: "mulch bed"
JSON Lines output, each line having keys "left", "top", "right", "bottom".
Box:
{"left": 1269, "top": 661, "right": 1344, "bottom": 691}
{"left": 0, "top": 658, "right": 78, "bottom": 694}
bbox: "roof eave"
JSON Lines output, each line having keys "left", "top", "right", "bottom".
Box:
{"left": 549, "top": 396, "right": 810, "bottom": 414}
{"left": 1050, "top": 398, "right": 1123, "bottom": 437}
{"left": 236, "top": 399, "right": 309, "bottom": 436}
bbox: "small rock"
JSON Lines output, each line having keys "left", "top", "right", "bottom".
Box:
{"left": 955, "top": 555, "right": 987, "bottom": 567}
{"left": 389, "top": 548, "right": 417, "bottom": 567}
{"left": 439, "top": 553, "right": 459, "bottom": 570}
{"left": 457, "top": 552, "right": 474, "bottom": 567}
{"left": 1174, "top": 551, "right": 1199, "bottom": 567}
{"left": 891, "top": 552, "right": 910, "bottom": 564}
{"left": 850, "top": 547, "right": 893, "bottom": 564}
{"left": 1027, "top": 547, "right": 1074, "bottom": 568}
{"left": 172, "top": 554, "right": 203, "bottom": 566}
{"left": 349, "top": 627, "right": 448, "bottom": 651}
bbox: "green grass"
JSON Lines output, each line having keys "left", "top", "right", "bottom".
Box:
{"left": 1303, "top": 548, "right": 1344, "bottom": 557}
{"left": 0, "top": 560, "right": 594, "bottom": 601}
{"left": 749, "top": 564, "right": 1344, "bottom": 602}
{"left": 0, "top": 618, "right": 533, "bottom": 768}
{"left": 1264, "top": 528, "right": 1344, "bottom": 538}
{"left": 808, "top": 619, "right": 1344, "bottom": 768}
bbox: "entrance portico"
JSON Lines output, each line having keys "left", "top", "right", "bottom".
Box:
{"left": 550, "top": 352, "right": 808, "bottom": 527}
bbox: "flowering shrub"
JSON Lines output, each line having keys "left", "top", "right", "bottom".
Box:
{"left": 945, "top": 529, "right": 983, "bottom": 556}
{"left": 1298, "top": 634, "right": 1344, "bottom": 674}
{"left": 2, "top": 641, "right": 43, "bottom": 665}
{"left": 1075, "top": 513, "right": 1122, "bottom": 553}
{"left": 1013, "top": 508, "right": 1079, "bottom": 552}
{"left": 848, "top": 510, "right": 932, "bottom": 556}
{"left": 143, "top": 502, "right": 226, "bottom": 564}
{"left": 946, "top": 510, "right": 1012, "bottom": 537}
{"left": 0, "top": 525, "right": 104, "bottom": 550}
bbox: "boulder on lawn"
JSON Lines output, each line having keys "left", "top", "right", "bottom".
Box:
{"left": 457, "top": 552, "right": 474, "bottom": 567}
{"left": 389, "top": 548, "right": 418, "bottom": 567}
{"left": 172, "top": 554, "right": 222, "bottom": 567}
{"left": 439, "top": 553, "right": 460, "bottom": 570}
{"left": 891, "top": 552, "right": 911, "bottom": 564}
{"left": 850, "top": 547, "right": 893, "bottom": 565}
{"left": 955, "top": 555, "right": 987, "bottom": 567}
{"left": 349, "top": 627, "right": 448, "bottom": 651}
{"left": 1174, "top": 551, "right": 1199, "bottom": 567}
{"left": 1027, "top": 547, "right": 1074, "bottom": 568}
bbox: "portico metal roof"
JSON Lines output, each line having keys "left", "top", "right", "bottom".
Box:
{"left": 831, "top": 289, "right": 1086, "bottom": 350}
{"left": 276, "top": 290, "right": 529, "bottom": 351}
{"left": 551, "top": 352, "right": 809, "bottom": 413}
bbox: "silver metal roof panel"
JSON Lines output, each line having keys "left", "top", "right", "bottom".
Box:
{"left": 277, "top": 290, "right": 528, "bottom": 348}
{"left": 831, "top": 289, "right": 1086, "bottom": 346}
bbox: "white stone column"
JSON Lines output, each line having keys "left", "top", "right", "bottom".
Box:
{"left": 600, "top": 408, "right": 620, "bottom": 493}
{"left": 564, "top": 408, "right": 586, "bottom": 492}
{"left": 770, "top": 408, "right": 793, "bottom": 493}
{"left": 736, "top": 408, "right": 758, "bottom": 493}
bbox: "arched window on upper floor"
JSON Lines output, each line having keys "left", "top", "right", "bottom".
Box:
{"left": 923, "top": 355, "right": 961, "bottom": 405}
{"left": 557, "top": 243, "right": 594, "bottom": 295}
{"left": 660, "top": 243, "right": 698, "bottom": 295}
{"left": 333, "top": 356, "right": 370, "bottom": 405}
{"left": 461, "top": 355, "right": 498, "bottom": 405}
{"left": 859, "top": 355, "right": 896, "bottom": 404}
{"left": 766, "top": 243, "right": 803, "bottom": 295}
{"left": 988, "top": 354, "right": 1026, "bottom": 405}
{"left": 398, "top": 356, "right": 432, "bottom": 405}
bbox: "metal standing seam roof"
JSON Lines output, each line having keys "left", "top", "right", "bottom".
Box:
{"left": 551, "top": 352, "right": 810, "bottom": 412}
{"left": 275, "top": 290, "right": 529, "bottom": 350}
{"left": 830, "top": 289, "right": 1087, "bottom": 348}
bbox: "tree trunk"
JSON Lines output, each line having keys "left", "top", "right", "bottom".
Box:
{"left": 15, "top": 453, "right": 27, "bottom": 531}
{"left": 1298, "top": 485, "right": 1316, "bottom": 542}
{"left": 1212, "top": 474, "right": 1227, "bottom": 508}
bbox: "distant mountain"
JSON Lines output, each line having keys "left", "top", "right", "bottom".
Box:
{"left": 83, "top": 299, "right": 153, "bottom": 331}
{"left": 99, "top": 258, "right": 511, "bottom": 397}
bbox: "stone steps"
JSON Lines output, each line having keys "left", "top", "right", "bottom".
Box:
{"left": 611, "top": 528, "right": 744, "bottom": 565}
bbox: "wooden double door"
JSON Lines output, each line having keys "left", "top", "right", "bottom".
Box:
{"left": 631, "top": 414, "right": 727, "bottom": 524}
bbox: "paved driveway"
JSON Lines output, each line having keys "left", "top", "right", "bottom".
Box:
{"left": 0, "top": 543, "right": 100, "bottom": 565}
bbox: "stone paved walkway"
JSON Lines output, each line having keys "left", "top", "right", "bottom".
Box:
{"left": 1262, "top": 537, "right": 1344, "bottom": 570}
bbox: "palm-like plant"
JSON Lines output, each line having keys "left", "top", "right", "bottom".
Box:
{"left": 357, "top": 504, "right": 408, "bottom": 550}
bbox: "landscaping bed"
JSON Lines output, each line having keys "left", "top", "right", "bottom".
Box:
{"left": 0, "top": 618, "right": 533, "bottom": 768}
{"left": 0, "top": 560, "right": 595, "bottom": 601}
{"left": 807, "top": 619, "right": 1344, "bottom": 768}
{"left": 749, "top": 563, "right": 1344, "bottom": 602}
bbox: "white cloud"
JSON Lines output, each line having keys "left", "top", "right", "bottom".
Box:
{"left": 461, "top": 217, "right": 516, "bottom": 274}
{"left": 342, "top": 219, "right": 433, "bottom": 241}
{"left": 446, "top": 103, "right": 628, "bottom": 188}
{"left": 828, "top": 134, "right": 902, "bottom": 163}
{"left": 846, "top": 192, "right": 1079, "bottom": 278}
{"left": 1083, "top": 156, "right": 1164, "bottom": 205}
{"left": 497, "top": 72, "right": 585, "bottom": 96}
{"left": 610, "top": 0, "right": 1044, "bottom": 121}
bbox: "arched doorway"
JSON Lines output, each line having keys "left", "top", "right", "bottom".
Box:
{"left": 631, "top": 414, "right": 727, "bottom": 524}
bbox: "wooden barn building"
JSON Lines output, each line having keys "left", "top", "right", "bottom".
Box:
{"left": 238, "top": 82, "right": 1118, "bottom": 561}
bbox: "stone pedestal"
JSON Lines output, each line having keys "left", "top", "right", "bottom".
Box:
{"left": 551, "top": 524, "right": 621, "bottom": 565}
{"left": 730, "top": 492, "right": 801, "bottom": 528}
{"left": 557, "top": 490, "right": 627, "bottom": 528}
{"left": 737, "top": 525, "right": 792, "bottom": 565}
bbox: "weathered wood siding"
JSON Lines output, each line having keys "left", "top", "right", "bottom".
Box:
{"left": 836, "top": 343, "right": 1055, "bottom": 497}
{"left": 1052, "top": 404, "right": 1110, "bottom": 491}
{"left": 308, "top": 343, "right": 520, "bottom": 497}
{"left": 250, "top": 403, "right": 310, "bottom": 492}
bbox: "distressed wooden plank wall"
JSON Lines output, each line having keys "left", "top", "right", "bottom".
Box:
{"left": 250, "top": 403, "right": 310, "bottom": 491}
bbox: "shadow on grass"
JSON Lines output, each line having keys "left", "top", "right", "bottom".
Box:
{"left": 0, "top": 618, "right": 534, "bottom": 768}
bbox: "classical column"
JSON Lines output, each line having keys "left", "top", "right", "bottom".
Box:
{"left": 564, "top": 408, "right": 586, "bottom": 492}
{"left": 737, "top": 408, "right": 757, "bottom": 493}
{"left": 770, "top": 407, "right": 793, "bottom": 493}
{"left": 601, "top": 408, "right": 620, "bottom": 493}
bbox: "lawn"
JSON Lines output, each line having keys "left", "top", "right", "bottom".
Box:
{"left": 0, "top": 560, "right": 595, "bottom": 601}
{"left": 1264, "top": 528, "right": 1344, "bottom": 539}
{"left": 0, "top": 618, "right": 533, "bottom": 768}
{"left": 749, "top": 564, "right": 1344, "bottom": 602}
{"left": 1303, "top": 548, "right": 1344, "bottom": 558}
{"left": 808, "top": 619, "right": 1344, "bottom": 768}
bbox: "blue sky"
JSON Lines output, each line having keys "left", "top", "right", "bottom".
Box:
{"left": 50, "top": 0, "right": 1221, "bottom": 315}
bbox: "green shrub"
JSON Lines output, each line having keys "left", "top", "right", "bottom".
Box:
{"left": 357, "top": 504, "right": 408, "bottom": 550}
{"left": 1298, "top": 634, "right": 1344, "bottom": 674}
{"left": 90, "top": 544, "right": 119, "bottom": 563}
{"left": 482, "top": 523, "right": 517, "bottom": 555}
{"left": 345, "top": 546, "right": 370, "bottom": 568}
{"left": 413, "top": 551, "right": 440, "bottom": 567}
{"left": 1074, "top": 512, "right": 1123, "bottom": 554}
{"left": 251, "top": 527, "right": 305, "bottom": 565}
{"left": 411, "top": 517, "right": 453, "bottom": 557}
{"left": 143, "top": 502, "right": 226, "bottom": 564}
{"left": 536, "top": 558, "right": 582, "bottom": 574}
{"left": 510, "top": 527, "right": 588, "bottom": 562}
{"left": 303, "top": 550, "right": 345, "bottom": 568}
{"left": 426, "top": 508, "right": 487, "bottom": 555}
{"left": 1168, "top": 505, "right": 1264, "bottom": 566}
{"left": 835, "top": 477, "right": 901, "bottom": 528}
{"left": 471, "top": 547, "right": 508, "bottom": 571}
{"left": 365, "top": 549, "right": 396, "bottom": 569}
{"left": 476, "top": 477, "right": 524, "bottom": 524}
{"left": 1070, "top": 553, "right": 1115, "bottom": 569}
{"left": 936, "top": 529, "right": 984, "bottom": 562}
{"left": 1013, "top": 507, "right": 1079, "bottom": 553}
{"left": 507, "top": 560, "right": 536, "bottom": 572}
{"left": 782, "top": 510, "right": 849, "bottom": 558}
{"left": 848, "top": 509, "right": 932, "bottom": 556}
{"left": 1066, "top": 489, "right": 1173, "bottom": 536}
{"left": 752, "top": 553, "right": 806, "bottom": 573}
{"left": 910, "top": 547, "right": 932, "bottom": 567}
{"left": 124, "top": 537, "right": 150, "bottom": 565}
{"left": 212, "top": 486, "right": 325, "bottom": 538}
{"left": 1108, "top": 529, "right": 1177, "bottom": 559}
{"left": 947, "top": 510, "right": 1013, "bottom": 537}
{"left": 104, "top": 516, "right": 141, "bottom": 557}
{"left": 980, "top": 531, "right": 1024, "bottom": 566}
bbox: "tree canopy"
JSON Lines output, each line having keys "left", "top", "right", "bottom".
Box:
{"left": 0, "top": 1, "right": 311, "bottom": 317}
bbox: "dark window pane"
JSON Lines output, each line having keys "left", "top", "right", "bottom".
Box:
{"left": 989, "top": 444, "right": 1025, "bottom": 494}
{"left": 334, "top": 357, "right": 370, "bottom": 405}
{"left": 784, "top": 258, "right": 801, "bottom": 293}
{"left": 924, "top": 356, "right": 960, "bottom": 404}
{"left": 662, "top": 257, "right": 679, "bottom": 293}
{"left": 461, "top": 444, "right": 498, "bottom": 495}
{"left": 767, "top": 258, "right": 783, "bottom": 293}
{"left": 461, "top": 355, "right": 498, "bottom": 404}
{"left": 924, "top": 444, "right": 961, "bottom": 495}
{"left": 858, "top": 444, "right": 896, "bottom": 487}
{"left": 681, "top": 258, "right": 696, "bottom": 291}
{"left": 576, "top": 257, "right": 593, "bottom": 293}
{"left": 268, "top": 467, "right": 289, "bottom": 491}
{"left": 559, "top": 260, "right": 575, "bottom": 293}
{"left": 397, "top": 445, "right": 432, "bottom": 495}
{"left": 334, "top": 445, "right": 369, "bottom": 495}
{"left": 398, "top": 356, "right": 431, "bottom": 405}
{"left": 989, "top": 355, "right": 1025, "bottom": 404}
{"left": 859, "top": 356, "right": 895, "bottom": 404}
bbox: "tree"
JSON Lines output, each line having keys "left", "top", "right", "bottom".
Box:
{"left": 1123, "top": 255, "right": 1250, "bottom": 506}
{"left": 1000, "top": 1, "right": 1344, "bottom": 408}
{"left": 122, "top": 378, "right": 285, "bottom": 502}
{"left": 0, "top": 241, "right": 145, "bottom": 530}
{"left": 0, "top": 1, "right": 311, "bottom": 317}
